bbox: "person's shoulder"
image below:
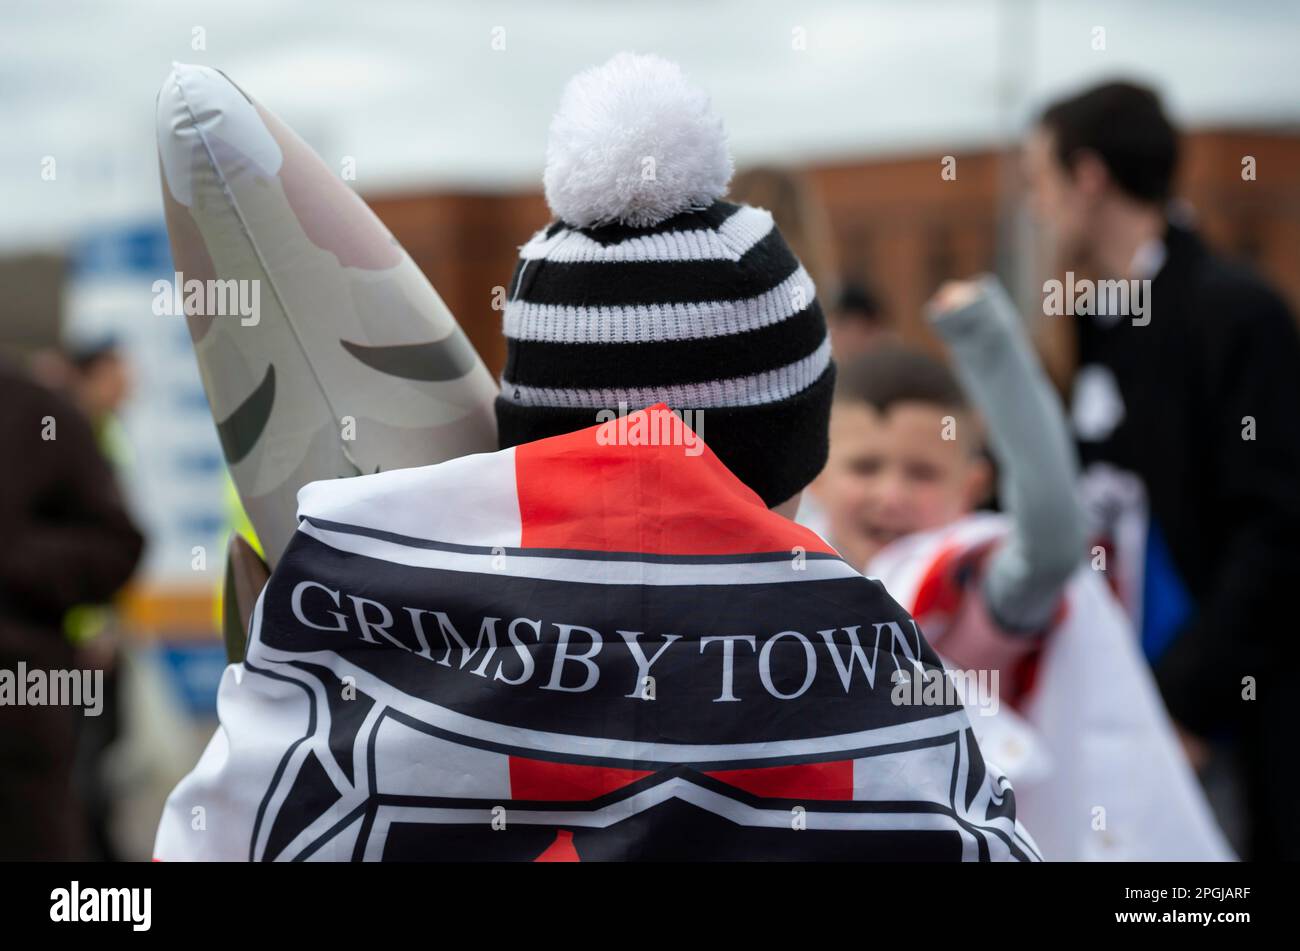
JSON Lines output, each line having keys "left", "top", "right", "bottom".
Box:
{"left": 1177, "top": 237, "right": 1299, "bottom": 353}
{"left": 1188, "top": 242, "right": 1293, "bottom": 326}
{"left": 1203, "top": 260, "right": 1288, "bottom": 312}
{"left": 0, "top": 359, "right": 79, "bottom": 420}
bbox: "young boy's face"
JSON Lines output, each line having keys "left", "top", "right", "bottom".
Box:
{"left": 815, "top": 400, "right": 989, "bottom": 568}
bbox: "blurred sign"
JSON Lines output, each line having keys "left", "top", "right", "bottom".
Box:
{"left": 155, "top": 643, "right": 228, "bottom": 716}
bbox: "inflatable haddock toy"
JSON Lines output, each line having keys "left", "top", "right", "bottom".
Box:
{"left": 155, "top": 63, "right": 498, "bottom": 566}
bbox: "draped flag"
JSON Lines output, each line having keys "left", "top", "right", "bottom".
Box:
{"left": 867, "top": 513, "right": 1233, "bottom": 861}
{"left": 156, "top": 406, "right": 1038, "bottom": 861}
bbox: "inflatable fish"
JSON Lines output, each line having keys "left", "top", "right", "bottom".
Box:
{"left": 155, "top": 62, "right": 498, "bottom": 566}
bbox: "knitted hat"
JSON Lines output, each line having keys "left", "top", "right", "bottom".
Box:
{"left": 495, "top": 52, "right": 834, "bottom": 508}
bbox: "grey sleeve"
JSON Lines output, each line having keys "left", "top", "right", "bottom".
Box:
{"left": 929, "top": 275, "right": 1087, "bottom": 634}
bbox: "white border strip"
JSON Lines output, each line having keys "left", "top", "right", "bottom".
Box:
{"left": 296, "top": 517, "right": 860, "bottom": 586}
{"left": 503, "top": 266, "right": 816, "bottom": 344}
{"left": 517, "top": 205, "right": 775, "bottom": 263}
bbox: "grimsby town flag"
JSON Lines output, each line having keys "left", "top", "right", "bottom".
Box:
{"left": 156, "top": 406, "right": 1038, "bottom": 861}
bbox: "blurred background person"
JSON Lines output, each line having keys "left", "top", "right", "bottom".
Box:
{"left": 31, "top": 337, "right": 135, "bottom": 464}
{"left": 0, "top": 356, "right": 143, "bottom": 860}
{"left": 55, "top": 338, "right": 136, "bottom": 862}
{"left": 1023, "top": 80, "right": 1300, "bottom": 860}
{"left": 828, "top": 282, "right": 897, "bottom": 362}
{"left": 813, "top": 275, "right": 1230, "bottom": 859}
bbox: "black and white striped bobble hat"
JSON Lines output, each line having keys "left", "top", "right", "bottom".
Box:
{"left": 495, "top": 51, "right": 834, "bottom": 508}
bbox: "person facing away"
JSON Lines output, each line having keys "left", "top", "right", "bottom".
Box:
{"left": 155, "top": 52, "right": 1037, "bottom": 862}
{"left": 1023, "top": 80, "right": 1300, "bottom": 860}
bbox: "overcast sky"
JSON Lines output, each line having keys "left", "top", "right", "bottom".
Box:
{"left": 2, "top": 0, "right": 1298, "bottom": 252}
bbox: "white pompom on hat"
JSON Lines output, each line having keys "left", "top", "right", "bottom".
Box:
{"left": 501, "top": 52, "right": 834, "bottom": 508}
{"left": 542, "top": 51, "right": 734, "bottom": 228}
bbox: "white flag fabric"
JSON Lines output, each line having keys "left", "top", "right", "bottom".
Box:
{"left": 867, "top": 513, "right": 1233, "bottom": 861}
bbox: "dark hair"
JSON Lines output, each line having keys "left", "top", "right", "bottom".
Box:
{"left": 67, "top": 337, "right": 122, "bottom": 372}
{"left": 1039, "top": 80, "right": 1178, "bottom": 203}
{"left": 835, "top": 345, "right": 968, "bottom": 414}
{"left": 834, "top": 282, "right": 887, "bottom": 325}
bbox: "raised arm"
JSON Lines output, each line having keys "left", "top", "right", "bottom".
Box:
{"left": 927, "top": 275, "right": 1086, "bottom": 634}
